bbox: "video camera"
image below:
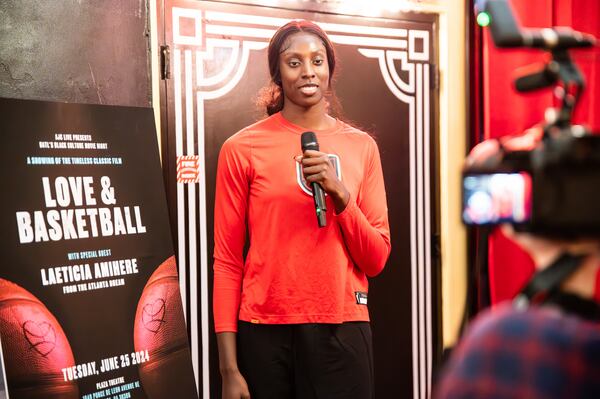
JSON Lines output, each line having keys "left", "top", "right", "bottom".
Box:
{"left": 462, "top": 0, "right": 600, "bottom": 238}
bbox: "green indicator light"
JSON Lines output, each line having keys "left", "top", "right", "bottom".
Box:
{"left": 477, "top": 12, "right": 491, "bottom": 27}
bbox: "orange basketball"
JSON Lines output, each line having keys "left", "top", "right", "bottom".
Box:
{"left": 0, "top": 278, "right": 78, "bottom": 399}
{"left": 133, "top": 256, "right": 193, "bottom": 398}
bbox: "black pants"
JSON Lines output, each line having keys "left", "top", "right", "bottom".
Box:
{"left": 237, "top": 321, "right": 374, "bottom": 399}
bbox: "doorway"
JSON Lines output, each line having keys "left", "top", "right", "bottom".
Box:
{"left": 158, "top": 1, "right": 440, "bottom": 397}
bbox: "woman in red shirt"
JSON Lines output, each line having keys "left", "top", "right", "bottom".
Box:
{"left": 213, "top": 20, "right": 391, "bottom": 399}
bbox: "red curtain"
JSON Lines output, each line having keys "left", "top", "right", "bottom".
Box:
{"left": 481, "top": 0, "right": 600, "bottom": 303}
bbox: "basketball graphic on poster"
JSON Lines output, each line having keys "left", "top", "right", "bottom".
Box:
{"left": 133, "top": 255, "right": 191, "bottom": 398}
{"left": 0, "top": 278, "right": 78, "bottom": 399}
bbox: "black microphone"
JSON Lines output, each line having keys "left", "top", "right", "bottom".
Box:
{"left": 484, "top": 0, "right": 596, "bottom": 50}
{"left": 514, "top": 61, "right": 559, "bottom": 92}
{"left": 521, "top": 27, "right": 596, "bottom": 50}
{"left": 301, "top": 132, "right": 327, "bottom": 228}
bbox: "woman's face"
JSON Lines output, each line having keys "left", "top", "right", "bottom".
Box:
{"left": 278, "top": 32, "right": 330, "bottom": 111}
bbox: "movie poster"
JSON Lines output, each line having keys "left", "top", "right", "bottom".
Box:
{"left": 0, "top": 98, "right": 198, "bottom": 399}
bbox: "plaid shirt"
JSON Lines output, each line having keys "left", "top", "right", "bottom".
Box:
{"left": 436, "top": 303, "right": 600, "bottom": 399}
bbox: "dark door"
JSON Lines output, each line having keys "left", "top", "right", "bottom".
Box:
{"left": 159, "top": 1, "right": 440, "bottom": 398}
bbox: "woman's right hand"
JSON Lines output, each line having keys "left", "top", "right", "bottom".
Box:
{"left": 221, "top": 369, "right": 251, "bottom": 399}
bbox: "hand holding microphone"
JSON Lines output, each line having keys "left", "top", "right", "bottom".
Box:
{"left": 299, "top": 132, "right": 350, "bottom": 227}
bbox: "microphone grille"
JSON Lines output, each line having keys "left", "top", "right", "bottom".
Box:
{"left": 301, "top": 131, "right": 319, "bottom": 151}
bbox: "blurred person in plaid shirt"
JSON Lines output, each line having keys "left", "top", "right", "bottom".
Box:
{"left": 436, "top": 128, "right": 600, "bottom": 399}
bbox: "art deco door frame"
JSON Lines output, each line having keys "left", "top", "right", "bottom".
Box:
{"left": 158, "top": 1, "right": 441, "bottom": 398}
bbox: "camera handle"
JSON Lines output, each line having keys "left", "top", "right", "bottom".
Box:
{"left": 515, "top": 49, "right": 585, "bottom": 134}
{"left": 479, "top": 0, "right": 595, "bottom": 132}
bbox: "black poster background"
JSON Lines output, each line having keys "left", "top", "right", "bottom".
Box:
{"left": 0, "top": 98, "right": 197, "bottom": 399}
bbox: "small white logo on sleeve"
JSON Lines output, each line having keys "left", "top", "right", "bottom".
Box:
{"left": 355, "top": 292, "right": 368, "bottom": 305}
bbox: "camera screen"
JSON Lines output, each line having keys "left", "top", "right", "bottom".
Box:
{"left": 462, "top": 172, "right": 532, "bottom": 225}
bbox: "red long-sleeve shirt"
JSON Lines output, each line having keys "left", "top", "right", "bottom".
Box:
{"left": 213, "top": 112, "right": 391, "bottom": 333}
